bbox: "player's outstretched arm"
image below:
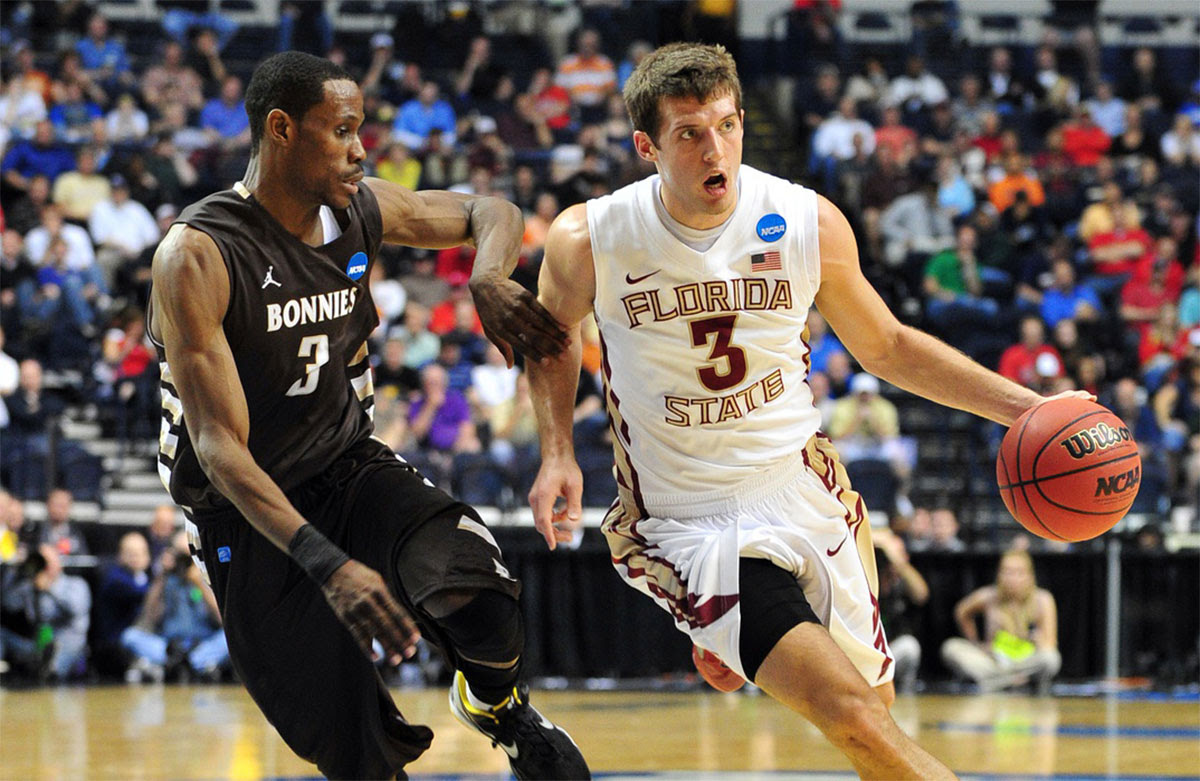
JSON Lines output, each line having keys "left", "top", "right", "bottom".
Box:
{"left": 527, "top": 204, "right": 596, "bottom": 550}
{"left": 366, "top": 177, "right": 566, "bottom": 366}
{"left": 813, "top": 195, "right": 1089, "bottom": 426}
{"left": 150, "top": 225, "right": 420, "bottom": 664}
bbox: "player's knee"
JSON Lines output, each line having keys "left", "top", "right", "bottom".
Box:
{"left": 824, "top": 692, "right": 894, "bottom": 753}
{"left": 426, "top": 588, "right": 524, "bottom": 665}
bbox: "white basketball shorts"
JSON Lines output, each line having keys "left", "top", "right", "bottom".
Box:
{"left": 601, "top": 433, "right": 894, "bottom": 686}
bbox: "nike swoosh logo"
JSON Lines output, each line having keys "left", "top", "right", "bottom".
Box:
{"left": 625, "top": 270, "right": 661, "bottom": 284}
{"left": 826, "top": 535, "right": 848, "bottom": 557}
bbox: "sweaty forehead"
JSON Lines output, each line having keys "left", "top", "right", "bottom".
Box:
{"left": 308, "top": 79, "right": 363, "bottom": 122}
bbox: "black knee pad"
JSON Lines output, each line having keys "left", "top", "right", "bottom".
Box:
{"left": 737, "top": 557, "right": 820, "bottom": 683}
{"left": 435, "top": 588, "right": 524, "bottom": 666}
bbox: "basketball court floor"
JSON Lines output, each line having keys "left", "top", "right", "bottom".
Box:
{"left": 2, "top": 684, "right": 1197, "bottom": 779}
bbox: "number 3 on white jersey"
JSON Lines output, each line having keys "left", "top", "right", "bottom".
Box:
{"left": 286, "top": 334, "right": 329, "bottom": 396}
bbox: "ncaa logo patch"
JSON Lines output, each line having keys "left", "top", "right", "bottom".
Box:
{"left": 345, "top": 251, "right": 368, "bottom": 281}
{"left": 756, "top": 213, "right": 787, "bottom": 242}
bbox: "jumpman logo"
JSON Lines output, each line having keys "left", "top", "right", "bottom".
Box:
{"left": 261, "top": 266, "right": 282, "bottom": 289}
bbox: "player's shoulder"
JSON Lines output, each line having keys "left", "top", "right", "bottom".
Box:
{"left": 546, "top": 202, "right": 592, "bottom": 253}
{"left": 153, "top": 223, "right": 225, "bottom": 282}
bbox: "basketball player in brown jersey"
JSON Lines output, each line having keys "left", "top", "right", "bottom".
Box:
{"left": 149, "top": 51, "right": 587, "bottom": 779}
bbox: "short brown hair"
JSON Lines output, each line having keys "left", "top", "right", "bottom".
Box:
{"left": 623, "top": 42, "right": 742, "bottom": 144}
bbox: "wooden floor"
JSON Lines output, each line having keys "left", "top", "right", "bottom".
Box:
{"left": 1, "top": 684, "right": 1197, "bottom": 779}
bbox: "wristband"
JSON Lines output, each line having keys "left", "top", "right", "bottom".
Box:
{"left": 288, "top": 524, "right": 350, "bottom": 586}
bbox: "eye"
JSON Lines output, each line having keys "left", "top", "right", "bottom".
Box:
{"left": 680, "top": 129, "right": 694, "bottom": 140}
{"left": 721, "top": 120, "right": 736, "bottom": 131}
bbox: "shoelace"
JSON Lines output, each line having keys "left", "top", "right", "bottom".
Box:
{"left": 489, "top": 698, "right": 560, "bottom": 760}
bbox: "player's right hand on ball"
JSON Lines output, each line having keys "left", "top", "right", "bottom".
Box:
{"left": 529, "top": 459, "right": 583, "bottom": 551}
{"left": 321, "top": 559, "right": 420, "bottom": 665}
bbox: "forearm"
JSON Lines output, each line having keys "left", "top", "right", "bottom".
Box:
{"left": 867, "top": 326, "right": 1042, "bottom": 425}
{"left": 465, "top": 196, "right": 524, "bottom": 285}
{"left": 529, "top": 326, "right": 583, "bottom": 461}
{"left": 193, "top": 429, "right": 309, "bottom": 553}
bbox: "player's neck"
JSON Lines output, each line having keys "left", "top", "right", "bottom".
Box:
{"left": 241, "top": 155, "right": 324, "bottom": 246}
{"left": 658, "top": 182, "right": 737, "bottom": 231}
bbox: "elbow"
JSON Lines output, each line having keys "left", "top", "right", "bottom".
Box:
{"left": 857, "top": 324, "right": 908, "bottom": 376}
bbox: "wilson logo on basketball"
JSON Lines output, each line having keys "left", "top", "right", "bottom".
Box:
{"left": 1058, "top": 422, "right": 1132, "bottom": 459}
{"left": 1094, "top": 465, "right": 1140, "bottom": 497}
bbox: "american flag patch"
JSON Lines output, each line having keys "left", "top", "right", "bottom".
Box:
{"left": 750, "top": 251, "right": 782, "bottom": 272}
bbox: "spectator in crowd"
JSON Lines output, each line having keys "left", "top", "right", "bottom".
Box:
{"left": 942, "top": 550, "right": 1061, "bottom": 694}
{"left": 989, "top": 153, "right": 1046, "bottom": 214}
{"left": 51, "top": 146, "right": 111, "bottom": 223}
{"left": 0, "top": 544, "right": 91, "bottom": 680}
{"left": 75, "top": 11, "right": 133, "bottom": 91}
{"left": 3, "top": 360, "right": 68, "bottom": 498}
{"left": 999, "top": 316, "right": 1066, "bottom": 389}
{"left": 89, "top": 175, "right": 160, "bottom": 277}
{"left": 104, "top": 93, "right": 149, "bottom": 144}
{"left": 5, "top": 173, "right": 52, "bottom": 236}
{"left": 1039, "top": 257, "right": 1102, "bottom": 329}
{"left": 811, "top": 97, "right": 876, "bottom": 192}
{"left": 905, "top": 506, "right": 935, "bottom": 551}
{"left": 469, "top": 342, "right": 519, "bottom": 420}
{"left": 48, "top": 81, "right": 103, "bottom": 145}
{"left": 1061, "top": 105, "right": 1111, "bottom": 167}
{"left": 923, "top": 223, "right": 1002, "bottom": 331}
{"left": 367, "top": 262, "right": 407, "bottom": 340}
{"left": 0, "top": 70, "right": 48, "bottom": 147}
{"left": 8, "top": 39, "right": 52, "bottom": 108}
{"left": 0, "top": 490, "right": 36, "bottom": 565}
{"left": 880, "top": 180, "right": 954, "bottom": 267}
{"left": 844, "top": 58, "right": 888, "bottom": 109}
{"left": 1078, "top": 181, "right": 1124, "bottom": 244}
{"left": 936, "top": 154, "right": 975, "bottom": 219}
{"left": 952, "top": 73, "right": 995, "bottom": 138}
{"left": 527, "top": 66, "right": 574, "bottom": 144}
{"left": 927, "top": 507, "right": 967, "bottom": 552}
{"left": 874, "top": 527, "right": 929, "bottom": 695}
{"left": 173, "top": 22, "right": 238, "bottom": 83}
{"left": 827, "top": 372, "right": 909, "bottom": 484}
{"left": 374, "top": 142, "right": 422, "bottom": 191}
{"left": 1086, "top": 80, "right": 1126, "bottom": 138}
{"left": 555, "top": 28, "right": 616, "bottom": 124}
{"left": 807, "top": 369, "right": 835, "bottom": 430}
{"left": 874, "top": 103, "right": 917, "bottom": 160}
{"left": 406, "top": 363, "right": 481, "bottom": 488}
{"left": 373, "top": 335, "right": 421, "bottom": 402}
{"left": 1162, "top": 113, "right": 1200, "bottom": 167}
{"left": 23, "top": 206, "right": 106, "bottom": 343}
{"left": 146, "top": 505, "right": 179, "bottom": 566}
{"left": 35, "top": 488, "right": 89, "bottom": 556}
{"left": 804, "top": 310, "right": 847, "bottom": 375}
{"left": 141, "top": 40, "right": 205, "bottom": 116}
{"left": 1, "top": 120, "right": 75, "bottom": 193}
{"left": 888, "top": 55, "right": 949, "bottom": 113}
{"left": 122, "top": 532, "right": 229, "bottom": 683}
{"left": 1087, "top": 199, "right": 1152, "bottom": 296}
{"left": 521, "top": 191, "right": 559, "bottom": 258}
{"left": 981, "top": 46, "right": 1028, "bottom": 110}
{"left": 116, "top": 203, "right": 177, "bottom": 311}
{"left": 393, "top": 81, "right": 457, "bottom": 151}
{"left": 200, "top": 75, "right": 250, "bottom": 149}
{"left": 1120, "top": 46, "right": 1176, "bottom": 113}
{"left": 91, "top": 531, "right": 152, "bottom": 677}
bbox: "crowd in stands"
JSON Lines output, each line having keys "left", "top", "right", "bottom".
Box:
{"left": 0, "top": 1, "right": 1197, "bottom": 683}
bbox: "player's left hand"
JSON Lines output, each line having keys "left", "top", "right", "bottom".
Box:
{"left": 1035, "top": 389, "right": 1098, "bottom": 406}
{"left": 470, "top": 276, "right": 568, "bottom": 367}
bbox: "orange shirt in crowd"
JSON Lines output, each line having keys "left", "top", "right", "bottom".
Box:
{"left": 988, "top": 173, "right": 1045, "bottom": 213}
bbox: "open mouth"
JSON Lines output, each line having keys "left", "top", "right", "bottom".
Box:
{"left": 703, "top": 173, "right": 727, "bottom": 195}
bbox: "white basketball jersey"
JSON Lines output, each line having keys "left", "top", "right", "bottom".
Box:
{"left": 588, "top": 165, "right": 823, "bottom": 517}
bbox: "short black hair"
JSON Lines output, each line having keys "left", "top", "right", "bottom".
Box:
{"left": 245, "top": 51, "right": 354, "bottom": 154}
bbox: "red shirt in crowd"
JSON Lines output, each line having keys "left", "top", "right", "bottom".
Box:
{"left": 998, "top": 343, "right": 1064, "bottom": 388}
{"left": 1061, "top": 123, "right": 1111, "bottom": 167}
{"left": 1088, "top": 227, "right": 1152, "bottom": 276}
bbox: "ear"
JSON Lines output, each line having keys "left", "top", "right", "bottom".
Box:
{"left": 265, "top": 108, "right": 293, "bottom": 148}
{"left": 633, "top": 129, "right": 657, "bottom": 163}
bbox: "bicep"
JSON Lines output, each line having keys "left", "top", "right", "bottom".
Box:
{"left": 812, "top": 195, "right": 904, "bottom": 369}
{"left": 367, "top": 177, "right": 474, "bottom": 248}
{"left": 538, "top": 204, "right": 595, "bottom": 328}
{"left": 151, "top": 227, "right": 250, "bottom": 452}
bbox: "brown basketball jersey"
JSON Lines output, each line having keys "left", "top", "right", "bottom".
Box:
{"left": 151, "top": 181, "right": 383, "bottom": 516}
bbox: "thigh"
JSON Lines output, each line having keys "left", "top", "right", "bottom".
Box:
{"left": 195, "top": 516, "right": 433, "bottom": 780}
{"left": 343, "top": 461, "right": 520, "bottom": 608}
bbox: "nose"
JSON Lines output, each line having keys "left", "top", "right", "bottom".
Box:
{"left": 700, "top": 128, "right": 722, "bottom": 164}
{"left": 350, "top": 134, "right": 366, "bottom": 164}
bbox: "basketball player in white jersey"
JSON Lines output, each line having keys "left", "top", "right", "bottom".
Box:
{"left": 495, "top": 43, "right": 1086, "bottom": 778}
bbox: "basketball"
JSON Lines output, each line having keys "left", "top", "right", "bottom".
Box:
{"left": 997, "top": 397, "right": 1141, "bottom": 542}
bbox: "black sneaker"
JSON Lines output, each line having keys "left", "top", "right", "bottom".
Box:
{"left": 449, "top": 671, "right": 590, "bottom": 780}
